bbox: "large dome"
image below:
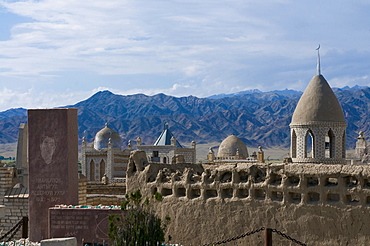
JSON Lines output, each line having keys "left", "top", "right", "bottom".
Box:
{"left": 291, "top": 75, "right": 345, "bottom": 124}
{"left": 217, "top": 135, "right": 248, "bottom": 158}
{"left": 94, "top": 123, "right": 121, "bottom": 150}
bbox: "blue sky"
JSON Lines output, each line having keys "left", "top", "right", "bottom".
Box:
{"left": 0, "top": 0, "right": 369, "bottom": 111}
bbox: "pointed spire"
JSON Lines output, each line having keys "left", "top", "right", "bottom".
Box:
{"left": 316, "top": 44, "right": 321, "bottom": 75}
{"left": 154, "top": 124, "right": 183, "bottom": 147}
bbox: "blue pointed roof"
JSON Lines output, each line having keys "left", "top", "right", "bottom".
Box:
{"left": 154, "top": 123, "right": 183, "bottom": 148}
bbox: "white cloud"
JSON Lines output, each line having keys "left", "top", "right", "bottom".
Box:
{"left": 0, "top": 87, "right": 92, "bottom": 111}
{"left": 0, "top": 0, "right": 369, "bottom": 110}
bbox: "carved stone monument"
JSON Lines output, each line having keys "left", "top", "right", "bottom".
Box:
{"left": 28, "top": 109, "right": 78, "bottom": 242}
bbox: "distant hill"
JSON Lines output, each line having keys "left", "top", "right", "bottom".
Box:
{"left": 0, "top": 86, "right": 369, "bottom": 150}
{"left": 0, "top": 108, "right": 27, "bottom": 144}
{"left": 206, "top": 88, "right": 301, "bottom": 99}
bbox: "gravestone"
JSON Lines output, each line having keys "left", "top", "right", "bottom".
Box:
{"left": 49, "top": 207, "right": 120, "bottom": 245}
{"left": 28, "top": 109, "right": 78, "bottom": 242}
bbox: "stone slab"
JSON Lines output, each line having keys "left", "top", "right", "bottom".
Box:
{"left": 28, "top": 109, "right": 79, "bottom": 242}
{"left": 49, "top": 207, "right": 121, "bottom": 246}
{"left": 40, "top": 237, "right": 77, "bottom": 246}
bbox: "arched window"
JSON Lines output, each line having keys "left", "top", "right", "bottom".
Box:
{"left": 163, "top": 157, "right": 167, "bottom": 164}
{"left": 100, "top": 159, "right": 106, "bottom": 180}
{"left": 152, "top": 151, "right": 160, "bottom": 162}
{"left": 291, "top": 130, "right": 297, "bottom": 158}
{"left": 325, "top": 129, "right": 335, "bottom": 158}
{"left": 89, "top": 160, "right": 95, "bottom": 181}
{"left": 305, "top": 130, "right": 314, "bottom": 158}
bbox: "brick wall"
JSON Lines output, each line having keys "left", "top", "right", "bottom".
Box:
{"left": 0, "top": 167, "right": 28, "bottom": 240}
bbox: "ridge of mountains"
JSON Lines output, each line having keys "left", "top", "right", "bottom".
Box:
{"left": 206, "top": 88, "right": 302, "bottom": 99}
{"left": 0, "top": 85, "right": 369, "bottom": 150}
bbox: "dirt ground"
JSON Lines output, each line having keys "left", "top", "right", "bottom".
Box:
{"left": 0, "top": 142, "right": 17, "bottom": 159}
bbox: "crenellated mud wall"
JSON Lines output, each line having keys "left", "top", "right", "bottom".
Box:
{"left": 126, "top": 150, "right": 370, "bottom": 245}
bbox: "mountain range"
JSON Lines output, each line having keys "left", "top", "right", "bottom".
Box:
{"left": 0, "top": 86, "right": 369, "bottom": 150}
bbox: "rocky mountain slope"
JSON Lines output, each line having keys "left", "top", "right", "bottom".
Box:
{"left": 0, "top": 86, "right": 369, "bottom": 149}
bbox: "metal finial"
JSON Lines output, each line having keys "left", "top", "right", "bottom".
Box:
{"left": 316, "top": 44, "right": 321, "bottom": 75}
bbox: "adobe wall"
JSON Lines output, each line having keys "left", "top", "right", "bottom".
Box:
{"left": 78, "top": 174, "right": 126, "bottom": 206}
{"left": 86, "top": 182, "right": 126, "bottom": 195}
{"left": 126, "top": 151, "right": 370, "bottom": 245}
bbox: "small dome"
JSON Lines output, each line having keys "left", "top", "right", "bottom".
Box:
{"left": 94, "top": 123, "right": 121, "bottom": 150}
{"left": 291, "top": 75, "right": 345, "bottom": 124}
{"left": 217, "top": 135, "right": 248, "bottom": 158}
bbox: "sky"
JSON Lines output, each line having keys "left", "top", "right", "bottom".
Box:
{"left": 0, "top": 0, "right": 370, "bottom": 111}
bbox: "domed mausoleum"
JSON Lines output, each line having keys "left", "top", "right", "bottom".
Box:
{"left": 207, "top": 134, "right": 261, "bottom": 163}
{"left": 93, "top": 123, "right": 121, "bottom": 150}
{"left": 81, "top": 123, "right": 131, "bottom": 182}
{"left": 217, "top": 134, "right": 249, "bottom": 159}
{"left": 290, "top": 74, "right": 347, "bottom": 164}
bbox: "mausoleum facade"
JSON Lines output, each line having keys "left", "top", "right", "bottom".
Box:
{"left": 136, "top": 123, "right": 196, "bottom": 164}
{"left": 81, "top": 123, "right": 130, "bottom": 182}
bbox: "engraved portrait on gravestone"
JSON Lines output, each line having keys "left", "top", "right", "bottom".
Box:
{"left": 40, "top": 135, "right": 56, "bottom": 164}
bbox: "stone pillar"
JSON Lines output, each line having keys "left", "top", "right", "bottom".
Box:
{"left": 28, "top": 109, "right": 78, "bottom": 242}
{"left": 356, "top": 131, "right": 367, "bottom": 159}
{"left": 78, "top": 173, "right": 87, "bottom": 205}
{"left": 295, "top": 128, "right": 306, "bottom": 159}
{"left": 314, "top": 129, "right": 325, "bottom": 160}
{"left": 16, "top": 123, "right": 29, "bottom": 188}
{"left": 171, "top": 136, "right": 176, "bottom": 146}
{"left": 207, "top": 148, "right": 214, "bottom": 163}
{"left": 107, "top": 139, "right": 113, "bottom": 180}
{"left": 81, "top": 137, "right": 87, "bottom": 177}
{"left": 136, "top": 137, "right": 142, "bottom": 146}
{"left": 257, "top": 146, "right": 265, "bottom": 163}
{"left": 333, "top": 128, "right": 341, "bottom": 159}
{"left": 192, "top": 141, "right": 196, "bottom": 163}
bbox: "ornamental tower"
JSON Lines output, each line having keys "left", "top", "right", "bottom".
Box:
{"left": 290, "top": 47, "right": 347, "bottom": 164}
